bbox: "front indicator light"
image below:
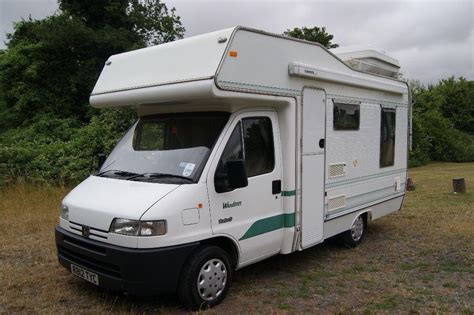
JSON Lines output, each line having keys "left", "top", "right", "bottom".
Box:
{"left": 60, "top": 204, "right": 69, "bottom": 221}
{"left": 140, "top": 220, "right": 167, "bottom": 236}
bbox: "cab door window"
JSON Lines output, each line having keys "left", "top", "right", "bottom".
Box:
{"left": 215, "top": 122, "right": 244, "bottom": 193}
{"left": 242, "top": 117, "right": 274, "bottom": 176}
{"left": 215, "top": 117, "right": 275, "bottom": 193}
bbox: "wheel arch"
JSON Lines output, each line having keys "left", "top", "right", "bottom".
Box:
{"left": 350, "top": 209, "right": 370, "bottom": 227}
{"left": 199, "top": 236, "right": 240, "bottom": 269}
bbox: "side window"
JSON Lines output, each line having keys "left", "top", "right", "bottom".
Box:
{"left": 333, "top": 102, "right": 360, "bottom": 130}
{"left": 242, "top": 117, "right": 275, "bottom": 177}
{"left": 215, "top": 122, "right": 244, "bottom": 193}
{"left": 380, "top": 108, "right": 396, "bottom": 167}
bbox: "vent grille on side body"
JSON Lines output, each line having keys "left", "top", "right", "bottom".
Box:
{"left": 329, "top": 163, "right": 346, "bottom": 178}
{"left": 328, "top": 195, "right": 346, "bottom": 211}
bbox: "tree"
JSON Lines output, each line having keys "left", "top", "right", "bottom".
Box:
{"left": 408, "top": 78, "right": 474, "bottom": 166}
{"left": 0, "top": 0, "right": 185, "bottom": 184}
{"left": 283, "top": 26, "right": 338, "bottom": 49}
{"left": 0, "top": 0, "right": 184, "bottom": 129}
{"left": 59, "top": 0, "right": 185, "bottom": 45}
{"left": 436, "top": 77, "right": 474, "bottom": 134}
{"left": 59, "top": 0, "right": 131, "bottom": 29}
{"left": 128, "top": 0, "right": 185, "bottom": 45}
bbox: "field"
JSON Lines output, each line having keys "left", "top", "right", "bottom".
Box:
{"left": 1, "top": 162, "right": 473, "bottom": 314}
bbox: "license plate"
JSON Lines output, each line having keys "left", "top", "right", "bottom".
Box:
{"left": 71, "top": 264, "right": 99, "bottom": 285}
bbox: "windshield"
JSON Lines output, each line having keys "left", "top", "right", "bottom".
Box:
{"left": 97, "top": 112, "right": 230, "bottom": 184}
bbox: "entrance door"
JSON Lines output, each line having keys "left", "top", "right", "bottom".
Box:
{"left": 301, "top": 88, "right": 326, "bottom": 248}
{"left": 207, "top": 111, "right": 283, "bottom": 264}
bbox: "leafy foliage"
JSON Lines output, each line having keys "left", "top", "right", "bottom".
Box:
{"left": 436, "top": 77, "right": 474, "bottom": 134}
{"left": 128, "top": 0, "right": 185, "bottom": 45}
{"left": 283, "top": 26, "right": 339, "bottom": 48}
{"left": 0, "top": 109, "right": 136, "bottom": 185}
{"left": 409, "top": 77, "right": 474, "bottom": 166}
{"left": 0, "top": 0, "right": 184, "bottom": 185}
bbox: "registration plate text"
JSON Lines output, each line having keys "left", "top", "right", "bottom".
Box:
{"left": 71, "top": 264, "right": 99, "bottom": 285}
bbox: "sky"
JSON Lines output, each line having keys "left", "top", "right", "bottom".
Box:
{"left": 0, "top": 0, "right": 472, "bottom": 84}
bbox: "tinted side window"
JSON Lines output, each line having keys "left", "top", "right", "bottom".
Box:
{"left": 334, "top": 102, "right": 360, "bottom": 130}
{"left": 242, "top": 117, "right": 275, "bottom": 177}
{"left": 215, "top": 122, "right": 244, "bottom": 193}
{"left": 380, "top": 108, "right": 396, "bottom": 167}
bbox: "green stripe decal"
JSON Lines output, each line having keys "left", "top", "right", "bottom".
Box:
{"left": 284, "top": 213, "right": 295, "bottom": 227}
{"left": 281, "top": 190, "right": 296, "bottom": 196}
{"left": 239, "top": 213, "right": 295, "bottom": 241}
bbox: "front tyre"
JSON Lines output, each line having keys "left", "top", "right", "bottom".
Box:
{"left": 178, "top": 245, "right": 233, "bottom": 310}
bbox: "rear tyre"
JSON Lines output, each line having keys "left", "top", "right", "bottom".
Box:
{"left": 177, "top": 245, "right": 233, "bottom": 310}
{"left": 339, "top": 214, "right": 367, "bottom": 248}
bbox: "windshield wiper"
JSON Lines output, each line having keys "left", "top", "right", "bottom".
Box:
{"left": 96, "top": 170, "right": 139, "bottom": 177}
{"left": 127, "top": 172, "right": 194, "bottom": 182}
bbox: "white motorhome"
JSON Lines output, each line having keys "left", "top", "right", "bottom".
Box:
{"left": 55, "top": 27, "right": 411, "bottom": 309}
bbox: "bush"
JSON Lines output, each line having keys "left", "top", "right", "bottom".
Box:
{"left": 0, "top": 109, "right": 135, "bottom": 185}
{"left": 409, "top": 77, "right": 474, "bottom": 166}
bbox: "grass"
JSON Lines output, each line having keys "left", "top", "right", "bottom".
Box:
{"left": 1, "top": 162, "right": 473, "bottom": 313}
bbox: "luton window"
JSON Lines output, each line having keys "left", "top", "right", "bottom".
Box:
{"left": 380, "top": 108, "right": 396, "bottom": 167}
{"left": 215, "top": 117, "right": 275, "bottom": 193}
{"left": 333, "top": 102, "right": 360, "bottom": 130}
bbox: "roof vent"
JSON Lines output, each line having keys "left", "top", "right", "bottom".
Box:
{"left": 331, "top": 45, "right": 400, "bottom": 79}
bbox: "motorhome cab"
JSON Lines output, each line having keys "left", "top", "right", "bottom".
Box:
{"left": 55, "top": 27, "right": 411, "bottom": 309}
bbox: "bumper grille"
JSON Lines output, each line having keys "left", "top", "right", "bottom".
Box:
{"left": 58, "top": 239, "right": 121, "bottom": 279}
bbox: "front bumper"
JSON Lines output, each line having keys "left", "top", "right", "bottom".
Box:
{"left": 55, "top": 226, "right": 199, "bottom": 295}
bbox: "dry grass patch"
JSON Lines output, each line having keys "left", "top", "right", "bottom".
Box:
{"left": 0, "top": 163, "right": 473, "bottom": 314}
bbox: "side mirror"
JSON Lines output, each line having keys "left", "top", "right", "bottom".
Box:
{"left": 227, "top": 160, "right": 248, "bottom": 189}
{"left": 97, "top": 153, "right": 107, "bottom": 169}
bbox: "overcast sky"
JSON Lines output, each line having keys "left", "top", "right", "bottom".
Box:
{"left": 1, "top": 0, "right": 472, "bottom": 84}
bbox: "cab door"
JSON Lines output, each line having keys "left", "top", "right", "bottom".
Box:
{"left": 207, "top": 110, "right": 283, "bottom": 265}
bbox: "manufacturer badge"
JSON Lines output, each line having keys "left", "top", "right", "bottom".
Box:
{"left": 82, "top": 225, "right": 90, "bottom": 238}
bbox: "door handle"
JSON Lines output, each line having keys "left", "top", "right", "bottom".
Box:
{"left": 272, "top": 180, "right": 281, "bottom": 195}
{"left": 319, "top": 139, "right": 325, "bottom": 149}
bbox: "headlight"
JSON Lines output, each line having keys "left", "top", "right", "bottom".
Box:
{"left": 109, "top": 218, "right": 167, "bottom": 236}
{"left": 60, "top": 204, "right": 69, "bottom": 221}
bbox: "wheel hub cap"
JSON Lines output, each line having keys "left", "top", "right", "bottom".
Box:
{"left": 197, "top": 258, "right": 227, "bottom": 301}
{"left": 351, "top": 216, "right": 364, "bottom": 242}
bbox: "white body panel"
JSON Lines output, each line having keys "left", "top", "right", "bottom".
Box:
{"left": 91, "top": 28, "right": 234, "bottom": 96}
{"left": 63, "top": 26, "right": 410, "bottom": 272}
{"left": 63, "top": 176, "right": 179, "bottom": 231}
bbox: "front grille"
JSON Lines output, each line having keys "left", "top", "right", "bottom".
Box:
{"left": 70, "top": 221, "right": 108, "bottom": 240}
{"left": 58, "top": 245, "right": 121, "bottom": 279}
